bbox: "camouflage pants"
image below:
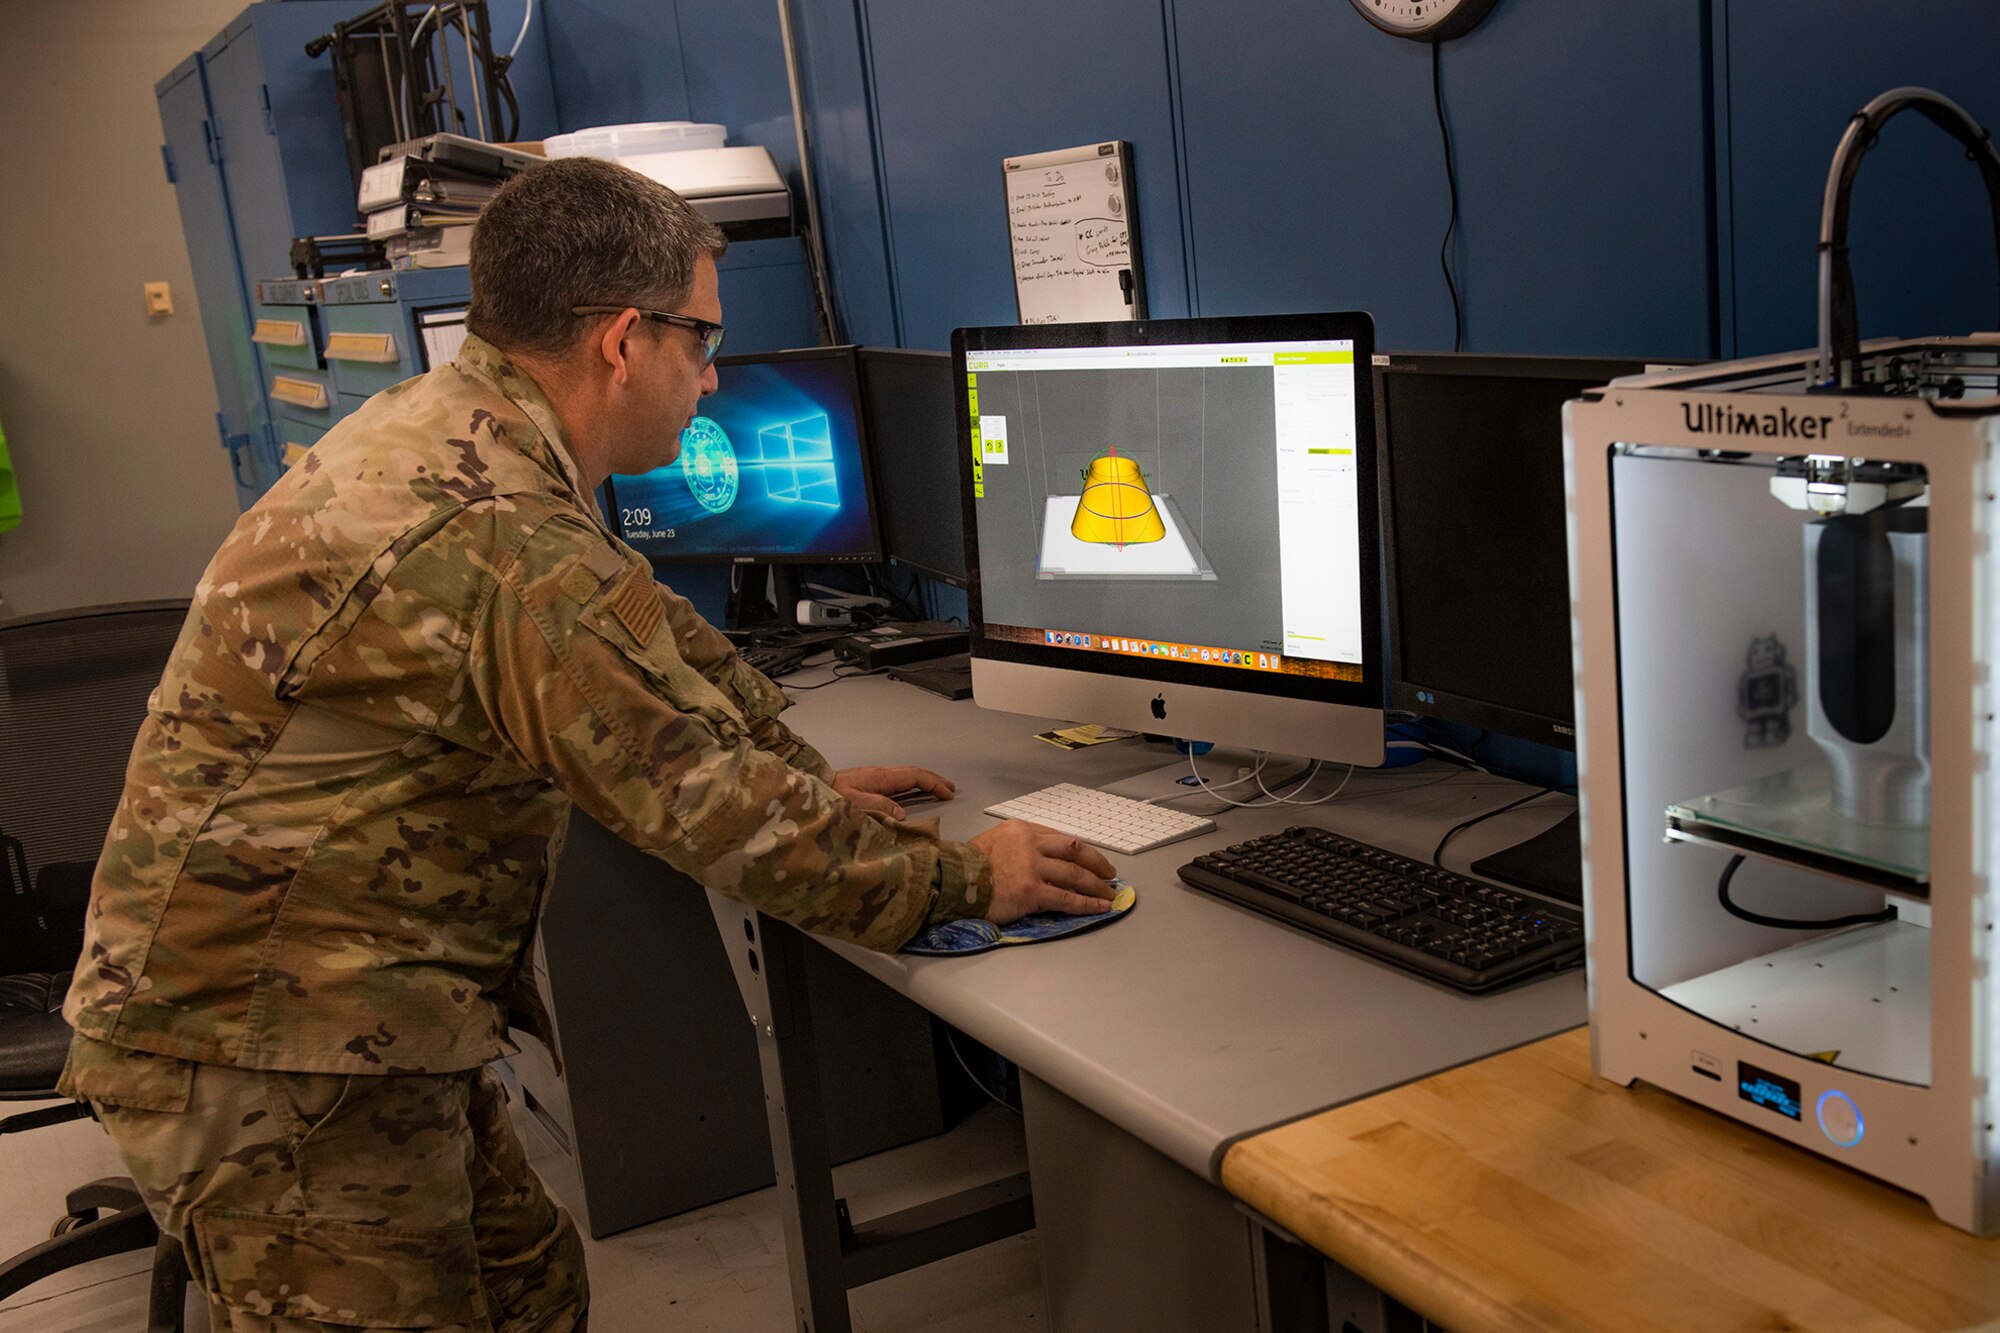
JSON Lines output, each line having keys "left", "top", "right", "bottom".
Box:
{"left": 61, "top": 1037, "right": 587, "bottom": 1332}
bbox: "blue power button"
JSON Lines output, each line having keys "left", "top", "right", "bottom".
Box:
{"left": 1816, "top": 1089, "right": 1864, "bottom": 1148}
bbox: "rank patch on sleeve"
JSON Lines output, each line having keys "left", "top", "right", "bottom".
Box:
{"left": 559, "top": 564, "right": 603, "bottom": 604}
{"left": 561, "top": 545, "right": 633, "bottom": 605}
{"left": 608, "top": 566, "right": 664, "bottom": 645}
{"left": 582, "top": 545, "right": 627, "bottom": 582}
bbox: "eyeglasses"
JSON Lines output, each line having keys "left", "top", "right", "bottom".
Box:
{"left": 571, "top": 305, "right": 726, "bottom": 366}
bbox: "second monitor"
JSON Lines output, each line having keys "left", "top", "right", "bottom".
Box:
{"left": 1377, "top": 351, "right": 1651, "bottom": 904}
{"left": 1377, "top": 352, "right": 1651, "bottom": 749}
{"left": 605, "top": 346, "right": 882, "bottom": 565}
{"left": 857, "top": 348, "right": 967, "bottom": 587}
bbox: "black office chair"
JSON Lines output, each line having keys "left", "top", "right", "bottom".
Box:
{"left": 0, "top": 600, "right": 193, "bottom": 1332}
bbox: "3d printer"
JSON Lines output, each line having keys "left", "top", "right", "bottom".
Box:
{"left": 1569, "top": 88, "right": 2000, "bottom": 1233}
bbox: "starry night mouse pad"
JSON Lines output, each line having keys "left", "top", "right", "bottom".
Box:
{"left": 902, "top": 880, "right": 1137, "bottom": 956}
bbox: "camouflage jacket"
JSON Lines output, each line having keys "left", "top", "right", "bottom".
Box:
{"left": 63, "top": 335, "right": 991, "bottom": 1075}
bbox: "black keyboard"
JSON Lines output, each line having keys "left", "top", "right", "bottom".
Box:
{"left": 1178, "top": 826, "right": 1586, "bottom": 993}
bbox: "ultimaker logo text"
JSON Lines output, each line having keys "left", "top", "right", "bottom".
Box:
{"left": 1681, "top": 402, "right": 1835, "bottom": 440}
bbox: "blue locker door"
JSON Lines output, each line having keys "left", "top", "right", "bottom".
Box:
{"left": 157, "top": 55, "right": 272, "bottom": 509}
{"left": 1175, "top": 0, "right": 1714, "bottom": 357}
{"left": 858, "top": 0, "right": 1191, "bottom": 351}
{"left": 204, "top": 10, "right": 319, "bottom": 285}
{"left": 250, "top": 2, "right": 384, "bottom": 243}
{"left": 1723, "top": 0, "right": 2000, "bottom": 357}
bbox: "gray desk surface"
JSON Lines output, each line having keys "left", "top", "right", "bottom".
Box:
{"left": 780, "top": 673, "right": 1586, "bottom": 1183}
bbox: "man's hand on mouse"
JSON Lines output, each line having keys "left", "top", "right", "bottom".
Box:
{"left": 968, "top": 820, "right": 1119, "bottom": 924}
{"left": 833, "top": 765, "right": 954, "bottom": 820}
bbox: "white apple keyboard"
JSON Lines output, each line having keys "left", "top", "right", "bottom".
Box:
{"left": 984, "top": 783, "right": 1216, "bottom": 855}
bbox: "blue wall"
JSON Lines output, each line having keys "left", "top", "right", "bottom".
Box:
{"left": 1719, "top": 0, "right": 2000, "bottom": 357}
{"left": 1173, "top": 0, "right": 1716, "bottom": 357}
{"left": 541, "top": 0, "right": 1999, "bottom": 361}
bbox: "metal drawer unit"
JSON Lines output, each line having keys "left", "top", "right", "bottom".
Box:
{"left": 320, "top": 268, "right": 472, "bottom": 400}
{"left": 253, "top": 274, "right": 341, "bottom": 449}
{"left": 250, "top": 276, "right": 324, "bottom": 374}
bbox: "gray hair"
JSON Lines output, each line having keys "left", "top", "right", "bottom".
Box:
{"left": 466, "top": 157, "right": 727, "bottom": 357}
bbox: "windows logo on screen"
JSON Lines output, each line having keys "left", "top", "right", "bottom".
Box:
{"left": 756, "top": 413, "right": 839, "bottom": 507}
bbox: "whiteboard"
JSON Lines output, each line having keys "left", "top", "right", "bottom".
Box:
{"left": 1003, "top": 140, "right": 1147, "bottom": 325}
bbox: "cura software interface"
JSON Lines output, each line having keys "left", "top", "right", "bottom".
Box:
{"left": 965, "top": 336, "right": 1367, "bottom": 682}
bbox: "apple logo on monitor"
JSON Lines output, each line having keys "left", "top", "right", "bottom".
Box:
{"left": 1151, "top": 694, "right": 1166, "bottom": 720}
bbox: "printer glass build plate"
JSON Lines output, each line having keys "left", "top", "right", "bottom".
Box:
{"left": 1665, "top": 764, "right": 1928, "bottom": 898}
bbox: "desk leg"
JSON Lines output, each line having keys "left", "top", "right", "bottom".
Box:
{"left": 707, "top": 894, "right": 1040, "bottom": 1330}
{"left": 708, "top": 896, "right": 853, "bottom": 1333}
{"left": 1247, "top": 1214, "right": 1426, "bottom": 1333}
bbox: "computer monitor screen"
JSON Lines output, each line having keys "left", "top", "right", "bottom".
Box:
{"left": 857, "top": 348, "right": 967, "bottom": 586}
{"left": 1377, "top": 353, "right": 1648, "bottom": 748}
{"left": 605, "top": 346, "right": 881, "bottom": 564}
{"left": 956, "top": 313, "right": 1385, "bottom": 763}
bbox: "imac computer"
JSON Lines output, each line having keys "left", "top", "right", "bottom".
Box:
{"left": 857, "top": 348, "right": 967, "bottom": 586}
{"left": 603, "top": 346, "right": 882, "bottom": 565}
{"left": 955, "top": 313, "right": 1384, "bottom": 764}
{"left": 1375, "top": 351, "right": 1650, "bottom": 899}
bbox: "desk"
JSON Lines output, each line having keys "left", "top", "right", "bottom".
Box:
{"left": 1223, "top": 1028, "right": 2000, "bottom": 1332}
{"left": 713, "top": 675, "right": 1588, "bottom": 1331}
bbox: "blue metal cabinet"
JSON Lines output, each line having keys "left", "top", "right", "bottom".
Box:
{"left": 156, "top": 3, "right": 357, "bottom": 510}
{"left": 273, "top": 419, "right": 330, "bottom": 471}
{"left": 157, "top": 54, "right": 276, "bottom": 508}
{"left": 203, "top": 4, "right": 363, "bottom": 283}
{"left": 250, "top": 277, "right": 326, "bottom": 374}
{"left": 321, "top": 269, "right": 468, "bottom": 400}
{"left": 160, "top": 1, "right": 558, "bottom": 510}
{"left": 717, "top": 238, "right": 819, "bottom": 354}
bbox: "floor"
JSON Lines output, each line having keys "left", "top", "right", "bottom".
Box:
{"left": 0, "top": 1089, "right": 1047, "bottom": 1333}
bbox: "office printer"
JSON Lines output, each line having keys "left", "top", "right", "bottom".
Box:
{"left": 619, "top": 147, "right": 792, "bottom": 238}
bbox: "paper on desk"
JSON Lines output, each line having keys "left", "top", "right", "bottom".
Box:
{"left": 1034, "top": 723, "right": 1138, "bottom": 751}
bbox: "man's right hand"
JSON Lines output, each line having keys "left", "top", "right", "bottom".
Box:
{"left": 967, "top": 820, "right": 1119, "bottom": 924}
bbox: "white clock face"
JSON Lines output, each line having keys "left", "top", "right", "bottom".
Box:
{"left": 1351, "top": 0, "right": 1499, "bottom": 41}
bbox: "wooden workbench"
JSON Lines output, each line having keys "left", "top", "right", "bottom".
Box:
{"left": 1221, "top": 1028, "right": 2000, "bottom": 1332}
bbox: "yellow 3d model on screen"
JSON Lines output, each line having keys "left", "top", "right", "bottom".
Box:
{"left": 1070, "top": 454, "right": 1166, "bottom": 546}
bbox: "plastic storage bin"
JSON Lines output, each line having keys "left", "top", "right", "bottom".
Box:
{"left": 543, "top": 121, "right": 725, "bottom": 160}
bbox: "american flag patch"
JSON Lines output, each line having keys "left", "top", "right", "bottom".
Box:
{"left": 608, "top": 566, "right": 663, "bottom": 646}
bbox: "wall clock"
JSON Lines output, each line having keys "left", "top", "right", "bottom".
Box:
{"left": 1350, "top": 0, "right": 1500, "bottom": 42}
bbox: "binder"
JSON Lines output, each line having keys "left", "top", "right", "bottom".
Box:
{"left": 358, "top": 155, "right": 504, "bottom": 214}
{"left": 365, "top": 203, "right": 480, "bottom": 238}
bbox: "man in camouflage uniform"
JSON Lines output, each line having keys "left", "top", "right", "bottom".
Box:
{"left": 59, "top": 157, "right": 1118, "bottom": 1332}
